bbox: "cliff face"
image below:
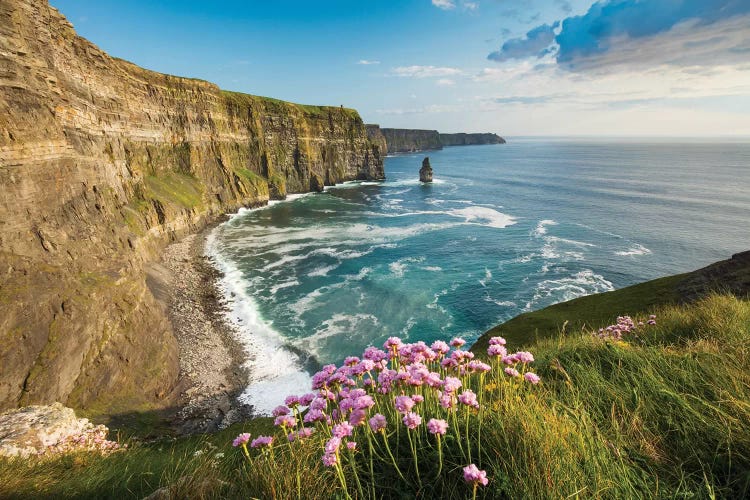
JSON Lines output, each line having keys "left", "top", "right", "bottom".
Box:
{"left": 380, "top": 128, "right": 442, "bottom": 154}
{"left": 439, "top": 133, "right": 505, "bottom": 146}
{"left": 0, "top": 0, "right": 384, "bottom": 415}
{"left": 366, "top": 126, "right": 506, "bottom": 154}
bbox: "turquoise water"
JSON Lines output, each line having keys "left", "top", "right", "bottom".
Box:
{"left": 207, "top": 139, "right": 750, "bottom": 413}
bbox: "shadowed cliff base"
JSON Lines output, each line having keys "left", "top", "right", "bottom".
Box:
{"left": 0, "top": 0, "right": 384, "bottom": 418}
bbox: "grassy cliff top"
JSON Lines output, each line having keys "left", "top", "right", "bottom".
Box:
{"left": 220, "top": 90, "right": 362, "bottom": 121}
{"left": 473, "top": 250, "right": 750, "bottom": 353}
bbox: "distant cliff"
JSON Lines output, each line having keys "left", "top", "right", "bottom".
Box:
{"left": 440, "top": 133, "right": 505, "bottom": 146}
{"left": 366, "top": 125, "right": 505, "bottom": 154}
{"left": 380, "top": 128, "right": 443, "bottom": 153}
{"left": 0, "top": 0, "right": 383, "bottom": 415}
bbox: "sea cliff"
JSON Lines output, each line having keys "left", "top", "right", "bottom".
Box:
{"left": 366, "top": 125, "right": 505, "bottom": 154}
{"left": 0, "top": 0, "right": 384, "bottom": 416}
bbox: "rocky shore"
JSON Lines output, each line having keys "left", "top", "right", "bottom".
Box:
{"left": 147, "top": 226, "right": 252, "bottom": 435}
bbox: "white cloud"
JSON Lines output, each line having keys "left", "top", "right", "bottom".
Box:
{"left": 391, "top": 65, "right": 463, "bottom": 78}
{"left": 357, "top": 59, "right": 381, "bottom": 65}
{"left": 463, "top": 2, "right": 479, "bottom": 11}
{"left": 437, "top": 78, "right": 456, "bottom": 86}
{"left": 432, "top": 0, "right": 456, "bottom": 10}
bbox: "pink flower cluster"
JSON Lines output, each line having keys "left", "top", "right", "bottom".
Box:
{"left": 232, "top": 334, "right": 542, "bottom": 491}
{"left": 596, "top": 314, "right": 657, "bottom": 341}
{"left": 39, "top": 424, "right": 123, "bottom": 456}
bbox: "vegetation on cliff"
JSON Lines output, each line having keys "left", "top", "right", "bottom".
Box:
{"left": 2, "top": 284, "right": 748, "bottom": 498}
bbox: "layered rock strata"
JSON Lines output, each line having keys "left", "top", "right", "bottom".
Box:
{"left": 365, "top": 125, "right": 506, "bottom": 154}
{"left": 439, "top": 133, "right": 505, "bottom": 146}
{"left": 0, "top": 0, "right": 384, "bottom": 416}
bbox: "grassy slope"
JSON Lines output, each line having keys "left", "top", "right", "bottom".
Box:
{"left": 2, "top": 254, "right": 749, "bottom": 499}
{"left": 473, "top": 251, "right": 750, "bottom": 353}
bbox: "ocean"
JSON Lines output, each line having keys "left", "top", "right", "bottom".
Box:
{"left": 206, "top": 138, "right": 750, "bottom": 414}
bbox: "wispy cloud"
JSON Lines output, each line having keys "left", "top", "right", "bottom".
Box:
{"left": 391, "top": 65, "right": 463, "bottom": 78}
{"left": 432, "top": 0, "right": 455, "bottom": 10}
{"left": 357, "top": 59, "right": 381, "bottom": 65}
{"left": 437, "top": 78, "right": 456, "bottom": 86}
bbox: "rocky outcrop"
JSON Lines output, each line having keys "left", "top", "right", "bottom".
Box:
{"left": 0, "top": 403, "right": 119, "bottom": 457}
{"left": 439, "top": 133, "right": 505, "bottom": 146}
{"left": 419, "top": 157, "right": 433, "bottom": 183}
{"left": 379, "top": 128, "right": 443, "bottom": 154}
{"left": 365, "top": 124, "right": 388, "bottom": 157}
{"left": 366, "top": 126, "right": 506, "bottom": 153}
{"left": 0, "top": 0, "right": 384, "bottom": 417}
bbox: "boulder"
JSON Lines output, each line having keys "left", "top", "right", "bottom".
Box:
{"left": 420, "top": 157, "right": 434, "bottom": 183}
{"left": 0, "top": 403, "right": 120, "bottom": 457}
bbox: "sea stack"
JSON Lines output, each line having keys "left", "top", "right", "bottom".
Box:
{"left": 420, "top": 157, "right": 434, "bottom": 183}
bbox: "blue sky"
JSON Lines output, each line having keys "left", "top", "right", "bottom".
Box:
{"left": 50, "top": 0, "right": 750, "bottom": 136}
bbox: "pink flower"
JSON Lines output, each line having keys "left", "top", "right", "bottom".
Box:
{"left": 348, "top": 409, "right": 367, "bottom": 427}
{"left": 450, "top": 337, "right": 466, "bottom": 348}
{"left": 369, "top": 413, "right": 387, "bottom": 433}
{"left": 356, "top": 395, "right": 375, "bottom": 409}
{"left": 384, "top": 337, "right": 403, "bottom": 349}
{"left": 233, "top": 433, "right": 251, "bottom": 447}
{"left": 284, "top": 395, "right": 300, "bottom": 407}
{"left": 489, "top": 336, "right": 507, "bottom": 346}
{"left": 272, "top": 405, "right": 290, "bottom": 417}
{"left": 250, "top": 436, "right": 274, "bottom": 448}
{"left": 394, "top": 395, "right": 415, "bottom": 414}
{"left": 299, "top": 393, "right": 316, "bottom": 406}
{"left": 411, "top": 394, "right": 424, "bottom": 404}
{"left": 431, "top": 340, "right": 450, "bottom": 354}
{"left": 439, "top": 392, "right": 456, "bottom": 409}
{"left": 458, "top": 390, "right": 479, "bottom": 409}
{"left": 504, "top": 367, "right": 520, "bottom": 377}
{"left": 487, "top": 344, "right": 507, "bottom": 357}
{"left": 322, "top": 452, "right": 338, "bottom": 466}
{"left": 332, "top": 422, "right": 354, "bottom": 438}
{"left": 524, "top": 372, "right": 541, "bottom": 384}
{"left": 325, "top": 437, "right": 342, "bottom": 453}
{"left": 443, "top": 376, "right": 462, "bottom": 393}
{"left": 463, "top": 464, "right": 488, "bottom": 486}
{"left": 427, "top": 418, "right": 448, "bottom": 435}
{"left": 274, "top": 414, "right": 296, "bottom": 428}
{"left": 515, "top": 351, "right": 534, "bottom": 363}
{"left": 346, "top": 441, "right": 357, "bottom": 451}
{"left": 303, "top": 409, "right": 326, "bottom": 424}
{"left": 402, "top": 412, "right": 422, "bottom": 430}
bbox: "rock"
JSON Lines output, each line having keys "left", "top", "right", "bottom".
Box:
{"left": 0, "top": 403, "right": 91, "bottom": 457}
{"left": 0, "top": 0, "right": 385, "bottom": 416}
{"left": 420, "top": 157, "right": 434, "bottom": 183}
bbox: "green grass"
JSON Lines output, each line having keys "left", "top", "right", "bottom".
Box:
{"left": 144, "top": 172, "right": 205, "bottom": 210}
{"left": 3, "top": 294, "right": 750, "bottom": 498}
{"left": 473, "top": 273, "right": 688, "bottom": 352}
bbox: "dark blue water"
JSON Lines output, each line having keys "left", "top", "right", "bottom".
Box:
{"left": 207, "top": 139, "right": 750, "bottom": 413}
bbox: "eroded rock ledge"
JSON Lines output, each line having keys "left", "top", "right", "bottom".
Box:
{"left": 0, "top": 0, "right": 384, "bottom": 418}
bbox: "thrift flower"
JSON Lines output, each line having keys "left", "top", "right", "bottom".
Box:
{"left": 504, "top": 367, "right": 520, "bottom": 377}
{"left": 232, "top": 433, "right": 251, "bottom": 447}
{"left": 250, "top": 436, "right": 273, "bottom": 448}
{"left": 524, "top": 372, "right": 541, "bottom": 384}
{"left": 369, "top": 414, "right": 387, "bottom": 433}
{"left": 458, "top": 390, "right": 479, "bottom": 409}
{"left": 402, "top": 412, "right": 422, "bottom": 430}
{"left": 322, "top": 452, "right": 338, "bottom": 466}
{"left": 427, "top": 418, "right": 448, "bottom": 435}
{"left": 463, "top": 464, "right": 488, "bottom": 486}
{"left": 394, "top": 395, "right": 415, "bottom": 414}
